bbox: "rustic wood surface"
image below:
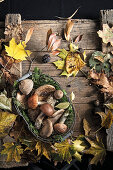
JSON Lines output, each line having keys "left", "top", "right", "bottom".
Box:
{"left": 100, "top": 9, "right": 113, "bottom": 151}
{"left": 0, "top": 11, "right": 109, "bottom": 168}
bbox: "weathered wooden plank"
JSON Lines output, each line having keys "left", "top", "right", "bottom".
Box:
{"left": 22, "top": 50, "right": 95, "bottom": 77}
{"left": 22, "top": 19, "right": 100, "bottom": 51}
{"left": 100, "top": 9, "right": 113, "bottom": 151}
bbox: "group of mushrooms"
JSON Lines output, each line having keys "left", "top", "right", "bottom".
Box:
{"left": 16, "top": 79, "right": 69, "bottom": 138}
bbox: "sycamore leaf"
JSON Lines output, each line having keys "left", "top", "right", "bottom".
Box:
{"left": 66, "top": 52, "right": 85, "bottom": 74}
{"left": 70, "top": 92, "right": 75, "bottom": 101}
{"left": 54, "top": 139, "right": 72, "bottom": 164}
{"left": 55, "top": 102, "right": 70, "bottom": 109}
{"left": 64, "top": 20, "right": 74, "bottom": 41}
{"left": 1, "top": 142, "right": 23, "bottom": 162}
{"left": 35, "top": 140, "right": 52, "bottom": 160}
{"left": 96, "top": 110, "right": 113, "bottom": 129}
{"left": 0, "top": 90, "right": 12, "bottom": 111}
{"left": 83, "top": 119, "right": 91, "bottom": 136}
{"left": 25, "top": 27, "right": 34, "bottom": 44}
{"left": 84, "top": 137, "right": 106, "bottom": 165}
{"left": 58, "top": 49, "right": 68, "bottom": 59}
{"left": 5, "top": 38, "right": 32, "bottom": 61}
{"left": 0, "top": 111, "right": 17, "bottom": 138}
{"left": 97, "top": 24, "right": 113, "bottom": 46}
{"left": 105, "top": 103, "right": 113, "bottom": 110}
{"left": 53, "top": 60, "right": 65, "bottom": 69}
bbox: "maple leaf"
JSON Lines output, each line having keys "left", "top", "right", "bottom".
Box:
{"left": 54, "top": 139, "right": 72, "bottom": 164}
{"left": 0, "top": 111, "right": 17, "bottom": 138}
{"left": 0, "top": 90, "right": 12, "bottom": 111}
{"left": 84, "top": 137, "right": 106, "bottom": 165}
{"left": 64, "top": 20, "right": 74, "bottom": 41}
{"left": 96, "top": 110, "right": 113, "bottom": 129}
{"left": 53, "top": 60, "right": 65, "bottom": 69}
{"left": 5, "top": 38, "right": 32, "bottom": 61}
{"left": 1, "top": 142, "right": 23, "bottom": 162}
{"left": 97, "top": 24, "right": 113, "bottom": 46}
{"left": 83, "top": 118, "right": 91, "bottom": 136}
{"left": 58, "top": 49, "right": 68, "bottom": 59}
{"left": 89, "top": 71, "right": 113, "bottom": 95}
{"left": 35, "top": 140, "right": 53, "bottom": 160}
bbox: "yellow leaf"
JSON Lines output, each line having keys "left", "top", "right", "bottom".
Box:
{"left": 1, "top": 143, "right": 23, "bottom": 162}
{"left": 54, "top": 139, "right": 72, "bottom": 164}
{"left": 0, "top": 112, "right": 17, "bottom": 138}
{"left": 83, "top": 118, "right": 91, "bottom": 136}
{"left": 66, "top": 52, "right": 85, "bottom": 74}
{"left": 53, "top": 60, "right": 65, "bottom": 69}
{"left": 73, "top": 139, "right": 86, "bottom": 153}
{"left": 69, "top": 43, "right": 78, "bottom": 52}
{"left": 5, "top": 38, "right": 32, "bottom": 61}
{"left": 35, "top": 140, "right": 52, "bottom": 160}
{"left": 70, "top": 92, "right": 75, "bottom": 101}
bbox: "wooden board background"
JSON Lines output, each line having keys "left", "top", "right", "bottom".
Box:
{"left": 0, "top": 10, "right": 112, "bottom": 168}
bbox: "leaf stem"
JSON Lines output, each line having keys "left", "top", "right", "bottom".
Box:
{"left": 94, "top": 126, "right": 103, "bottom": 134}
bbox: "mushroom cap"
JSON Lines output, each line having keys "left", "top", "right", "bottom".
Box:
{"left": 54, "top": 90, "right": 63, "bottom": 99}
{"left": 40, "top": 119, "right": 53, "bottom": 138}
{"left": 28, "top": 94, "right": 38, "bottom": 109}
{"left": 35, "top": 84, "right": 55, "bottom": 101}
{"left": 54, "top": 123, "right": 67, "bottom": 133}
{"left": 40, "top": 103, "right": 54, "bottom": 116}
{"left": 19, "top": 79, "right": 33, "bottom": 95}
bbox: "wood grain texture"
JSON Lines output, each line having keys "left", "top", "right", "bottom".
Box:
{"left": 100, "top": 9, "right": 113, "bottom": 151}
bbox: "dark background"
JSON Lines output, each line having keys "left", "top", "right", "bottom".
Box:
{"left": 0, "top": 0, "right": 113, "bottom": 170}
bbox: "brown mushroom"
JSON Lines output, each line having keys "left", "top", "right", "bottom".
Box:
{"left": 46, "top": 95, "right": 56, "bottom": 107}
{"left": 19, "top": 79, "right": 33, "bottom": 95}
{"left": 40, "top": 119, "right": 53, "bottom": 138}
{"left": 54, "top": 123, "right": 67, "bottom": 133}
{"left": 49, "top": 109, "right": 64, "bottom": 124}
{"left": 16, "top": 92, "right": 27, "bottom": 107}
{"left": 54, "top": 90, "right": 63, "bottom": 99}
{"left": 28, "top": 108, "right": 40, "bottom": 122}
{"left": 35, "top": 84, "right": 55, "bottom": 101}
{"left": 35, "top": 103, "right": 54, "bottom": 129}
{"left": 28, "top": 94, "right": 46, "bottom": 109}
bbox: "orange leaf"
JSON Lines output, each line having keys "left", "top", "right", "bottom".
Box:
{"left": 64, "top": 20, "right": 74, "bottom": 41}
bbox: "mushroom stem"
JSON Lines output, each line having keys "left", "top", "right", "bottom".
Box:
{"left": 59, "top": 111, "right": 69, "bottom": 124}
{"left": 38, "top": 101, "right": 46, "bottom": 105}
{"left": 49, "top": 109, "right": 64, "bottom": 125}
{"left": 35, "top": 112, "right": 45, "bottom": 129}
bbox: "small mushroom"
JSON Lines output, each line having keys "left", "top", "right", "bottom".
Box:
{"left": 35, "top": 84, "right": 55, "bottom": 101}
{"left": 54, "top": 90, "right": 63, "bottom": 99}
{"left": 49, "top": 109, "right": 64, "bottom": 124}
{"left": 16, "top": 92, "right": 27, "bottom": 107}
{"left": 40, "top": 119, "right": 53, "bottom": 138}
{"left": 54, "top": 123, "right": 67, "bottom": 133}
{"left": 19, "top": 79, "right": 33, "bottom": 95}
{"left": 28, "top": 94, "right": 46, "bottom": 109}
{"left": 35, "top": 103, "right": 54, "bottom": 129}
{"left": 46, "top": 95, "right": 56, "bottom": 107}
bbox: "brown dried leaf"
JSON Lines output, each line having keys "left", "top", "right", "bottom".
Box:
{"left": 25, "top": 27, "right": 34, "bottom": 44}
{"left": 75, "top": 35, "right": 83, "bottom": 43}
{"left": 89, "top": 71, "right": 113, "bottom": 95}
{"left": 83, "top": 119, "right": 91, "bottom": 136}
{"left": 46, "top": 29, "right": 52, "bottom": 46}
{"left": 48, "top": 33, "right": 56, "bottom": 50}
{"left": 64, "top": 19, "right": 74, "bottom": 41}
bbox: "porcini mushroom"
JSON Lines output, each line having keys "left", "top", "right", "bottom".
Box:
{"left": 49, "top": 109, "right": 64, "bottom": 124}
{"left": 28, "top": 94, "right": 46, "bottom": 109}
{"left": 19, "top": 79, "right": 33, "bottom": 95}
{"left": 54, "top": 90, "right": 63, "bottom": 99}
{"left": 35, "top": 103, "right": 54, "bottom": 129}
{"left": 40, "top": 119, "right": 53, "bottom": 138}
{"left": 35, "top": 84, "right": 55, "bottom": 101}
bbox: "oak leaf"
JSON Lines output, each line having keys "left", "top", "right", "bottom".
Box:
{"left": 5, "top": 38, "right": 32, "bottom": 61}
{"left": 96, "top": 110, "right": 113, "bottom": 129}
{"left": 97, "top": 24, "right": 113, "bottom": 46}
{"left": 64, "top": 20, "right": 74, "bottom": 41}
{"left": 1, "top": 142, "right": 23, "bottom": 162}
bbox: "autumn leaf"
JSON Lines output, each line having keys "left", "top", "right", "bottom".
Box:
{"left": 89, "top": 71, "right": 113, "bottom": 95}
{"left": 97, "top": 24, "right": 113, "bottom": 46}
{"left": 35, "top": 140, "right": 52, "bottom": 160}
{"left": 55, "top": 102, "right": 70, "bottom": 109}
{"left": 84, "top": 137, "right": 106, "bottom": 165}
{"left": 58, "top": 49, "right": 68, "bottom": 59}
{"left": 46, "top": 28, "right": 52, "bottom": 46}
{"left": 70, "top": 92, "right": 75, "bottom": 101}
{"left": 53, "top": 60, "right": 65, "bottom": 69}
{"left": 104, "top": 103, "right": 113, "bottom": 110}
{"left": 54, "top": 139, "right": 72, "bottom": 164}
{"left": 0, "top": 90, "right": 12, "bottom": 111}
{"left": 75, "top": 35, "right": 83, "bottom": 43}
{"left": 51, "top": 39, "right": 61, "bottom": 52}
{"left": 83, "top": 119, "right": 91, "bottom": 136}
{"left": 5, "top": 38, "right": 32, "bottom": 61}
{"left": 64, "top": 20, "right": 74, "bottom": 41}
{"left": 1, "top": 142, "right": 23, "bottom": 162}
{"left": 25, "top": 27, "right": 34, "bottom": 44}
{"left": 96, "top": 110, "right": 113, "bottom": 129}
{"left": 69, "top": 43, "right": 78, "bottom": 52}
{"left": 0, "top": 111, "right": 17, "bottom": 138}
